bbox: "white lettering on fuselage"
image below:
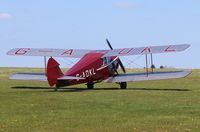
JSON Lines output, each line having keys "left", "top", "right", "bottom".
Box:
{"left": 76, "top": 68, "right": 96, "bottom": 78}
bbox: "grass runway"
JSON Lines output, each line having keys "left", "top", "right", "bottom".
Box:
{"left": 0, "top": 68, "right": 200, "bottom": 132}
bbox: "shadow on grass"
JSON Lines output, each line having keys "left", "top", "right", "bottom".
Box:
{"left": 12, "top": 86, "right": 190, "bottom": 92}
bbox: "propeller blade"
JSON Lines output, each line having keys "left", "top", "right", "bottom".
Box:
{"left": 106, "top": 38, "right": 126, "bottom": 73}
{"left": 106, "top": 39, "right": 113, "bottom": 50}
{"left": 118, "top": 58, "right": 126, "bottom": 73}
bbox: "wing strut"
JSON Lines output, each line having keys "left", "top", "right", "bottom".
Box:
{"left": 146, "top": 53, "right": 155, "bottom": 76}
{"left": 145, "top": 54, "right": 148, "bottom": 77}
{"left": 150, "top": 53, "right": 154, "bottom": 73}
{"left": 44, "top": 56, "right": 47, "bottom": 75}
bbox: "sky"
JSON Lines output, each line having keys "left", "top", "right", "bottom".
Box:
{"left": 0, "top": 0, "right": 200, "bottom": 69}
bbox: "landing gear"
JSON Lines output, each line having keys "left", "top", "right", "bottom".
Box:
{"left": 55, "top": 83, "right": 59, "bottom": 91}
{"left": 87, "top": 82, "right": 94, "bottom": 89}
{"left": 120, "top": 82, "right": 127, "bottom": 89}
{"left": 54, "top": 87, "right": 58, "bottom": 91}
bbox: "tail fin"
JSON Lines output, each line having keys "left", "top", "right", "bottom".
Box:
{"left": 47, "top": 57, "right": 63, "bottom": 86}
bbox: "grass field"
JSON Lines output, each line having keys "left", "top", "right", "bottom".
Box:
{"left": 0, "top": 67, "right": 200, "bottom": 132}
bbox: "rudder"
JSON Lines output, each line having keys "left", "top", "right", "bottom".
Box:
{"left": 47, "top": 57, "right": 63, "bottom": 86}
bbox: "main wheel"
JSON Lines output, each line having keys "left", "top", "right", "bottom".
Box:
{"left": 120, "top": 82, "right": 127, "bottom": 89}
{"left": 87, "top": 82, "right": 94, "bottom": 89}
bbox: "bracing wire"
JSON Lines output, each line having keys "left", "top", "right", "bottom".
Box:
{"left": 56, "top": 57, "right": 79, "bottom": 68}
{"left": 120, "top": 55, "right": 144, "bottom": 68}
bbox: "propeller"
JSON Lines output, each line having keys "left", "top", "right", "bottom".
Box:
{"left": 106, "top": 39, "right": 126, "bottom": 73}
{"left": 106, "top": 39, "right": 113, "bottom": 50}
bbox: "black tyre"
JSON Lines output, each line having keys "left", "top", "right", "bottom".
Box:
{"left": 87, "top": 82, "right": 94, "bottom": 89}
{"left": 120, "top": 82, "right": 127, "bottom": 89}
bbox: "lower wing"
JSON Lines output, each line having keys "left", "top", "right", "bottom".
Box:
{"left": 104, "top": 71, "right": 192, "bottom": 83}
{"left": 10, "top": 73, "right": 84, "bottom": 81}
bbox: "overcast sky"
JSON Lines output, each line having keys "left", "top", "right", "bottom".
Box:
{"left": 0, "top": 0, "right": 199, "bottom": 68}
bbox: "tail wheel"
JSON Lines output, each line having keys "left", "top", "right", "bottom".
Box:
{"left": 120, "top": 82, "right": 127, "bottom": 89}
{"left": 54, "top": 82, "right": 60, "bottom": 91}
{"left": 87, "top": 82, "right": 94, "bottom": 89}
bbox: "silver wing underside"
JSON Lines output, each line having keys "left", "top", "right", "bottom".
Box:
{"left": 104, "top": 70, "right": 192, "bottom": 83}
{"left": 10, "top": 73, "right": 84, "bottom": 81}
{"left": 10, "top": 73, "right": 47, "bottom": 81}
{"left": 7, "top": 44, "right": 190, "bottom": 58}
{"left": 10, "top": 71, "right": 192, "bottom": 84}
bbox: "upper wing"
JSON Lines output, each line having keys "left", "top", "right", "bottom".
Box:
{"left": 102, "top": 44, "right": 190, "bottom": 57}
{"left": 7, "top": 44, "right": 190, "bottom": 58}
{"left": 104, "top": 70, "right": 192, "bottom": 83}
{"left": 7, "top": 48, "right": 94, "bottom": 58}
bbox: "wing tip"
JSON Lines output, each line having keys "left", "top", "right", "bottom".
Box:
{"left": 185, "top": 44, "right": 191, "bottom": 48}
{"left": 182, "top": 70, "right": 192, "bottom": 78}
{"left": 6, "top": 48, "right": 18, "bottom": 56}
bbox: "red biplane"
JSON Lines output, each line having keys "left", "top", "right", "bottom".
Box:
{"left": 7, "top": 39, "right": 191, "bottom": 91}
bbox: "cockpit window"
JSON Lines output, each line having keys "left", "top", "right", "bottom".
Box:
{"left": 103, "top": 57, "right": 112, "bottom": 65}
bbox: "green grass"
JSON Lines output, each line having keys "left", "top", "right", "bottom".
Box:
{"left": 0, "top": 67, "right": 200, "bottom": 132}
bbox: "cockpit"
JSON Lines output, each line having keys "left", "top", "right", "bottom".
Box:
{"left": 102, "top": 57, "right": 112, "bottom": 66}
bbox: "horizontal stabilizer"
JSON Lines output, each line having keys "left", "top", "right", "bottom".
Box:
{"left": 10, "top": 73, "right": 47, "bottom": 81}
{"left": 58, "top": 76, "right": 85, "bottom": 80}
{"left": 104, "top": 70, "right": 192, "bottom": 83}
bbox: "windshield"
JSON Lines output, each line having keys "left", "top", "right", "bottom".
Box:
{"left": 103, "top": 57, "right": 112, "bottom": 65}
